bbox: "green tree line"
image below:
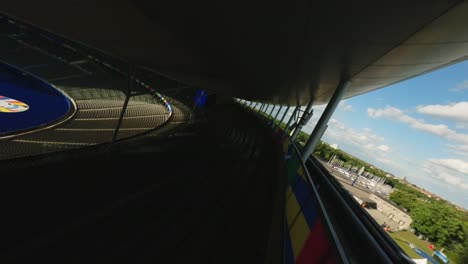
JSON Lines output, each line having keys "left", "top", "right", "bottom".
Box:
{"left": 390, "top": 189, "right": 467, "bottom": 262}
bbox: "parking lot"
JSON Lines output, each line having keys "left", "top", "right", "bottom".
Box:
{"left": 318, "top": 160, "right": 400, "bottom": 231}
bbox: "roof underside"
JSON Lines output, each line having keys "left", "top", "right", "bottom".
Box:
{"left": 1, "top": 0, "right": 468, "bottom": 105}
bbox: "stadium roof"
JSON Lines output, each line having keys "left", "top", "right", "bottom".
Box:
{"left": 1, "top": 0, "right": 468, "bottom": 105}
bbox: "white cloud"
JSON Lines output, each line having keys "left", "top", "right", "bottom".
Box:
{"left": 376, "top": 157, "right": 398, "bottom": 167}
{"left": 447, "top": 144, "right": 468, "bottom": 156}
{"left": 427, "top": 158, "right": 468, "bottom": 174}
{"left": 416, "top": 102, "right": 468, "bottom": 124}
{"left": 455, "top": 123, "right": 468, "bottom": 129}
{"left": 449, "top": 80, "right": 468, "bottom": 92}
{"left": 314, "top": 117, "right": 400, "bottom": 173}
{"left": 423, "top": 159, "right": 468, "bottom": 190}
{"left": 377, "top": 145, "right": 390, "bottom": 152}
{"left": 307, "top": 107, "right": 468, "bottom": 199}
{"left": 326, "top": 118, "right": 386, "bottom": 150}
{"left": 339, "top": 100, "right": 353, "bottom": 112}
{"left": 368, "top": 106, "right": 468, "bottom": 144}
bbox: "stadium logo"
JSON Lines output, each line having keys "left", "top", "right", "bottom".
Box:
{"left": 0, "top": 95, "right": 29, "bottom": 113}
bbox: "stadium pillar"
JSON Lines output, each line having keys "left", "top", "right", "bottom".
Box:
{"left": 258, "top": 103, "right": 264, "bottom": 113}
{"left": 264, "top": 104, "right": 270, "bottom": 115}
{"left": 301, "top": 80, "right": 351, "bottom": 162}
{"left": 277, "top": 106, "right": 290, "bottom": 128}
{"left": 285, "top": 105, "right": 299, "bottom": 132}
{"left": 112, "top": 65, "right": 134, "bottom": 142}
{"left": 290, "top": 100, "right": 314, "bottom": 141}
{"left": 268, "top": 104, "right": 275, "bottom": 118}
{"left": 273, "top": 105, "right": 283, "bottom": 124}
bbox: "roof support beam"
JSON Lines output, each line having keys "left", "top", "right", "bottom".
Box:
{"left": 277, "top": 105, "right": 290, "bottom": 128}
{"left": 267, "top": 104, "right": 275, "bottom": 118}
{"left": 272, "top": 105, "right": 283, "bottom": 126}
{"left": 291, "top": 99, "right": 314, "bottom": 141}
{"left": 285, "top": 105, "right": 300, "bottom": 133}
{"left": 301, "top": 80, "right": 351, "bottom": 162}
{"left": 112, "top": 64, "right": 134, "bottom": 142}
{"left": 258, "top": 103, "right": 264, "bottom": 113}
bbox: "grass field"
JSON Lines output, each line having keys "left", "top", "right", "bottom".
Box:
{"left": 390, "top": 234, "right": 421, "bottom": 258}
{"left": 389, "top": 231, "right": 455, "bottom": 263}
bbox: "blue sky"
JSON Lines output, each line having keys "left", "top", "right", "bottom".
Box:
{"left": 307, "top": 60, "right": 468, "bottom": 209}
{"left": 252, "top": 60, "right": 468, "bottom": 209}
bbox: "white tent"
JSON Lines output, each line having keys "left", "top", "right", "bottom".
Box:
{"left": 412, "top": 259, "right": 428, "bottom": 264}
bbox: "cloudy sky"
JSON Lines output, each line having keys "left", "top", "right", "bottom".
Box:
{"left": 258, "top": 60, "right": 468, "bottom": 209}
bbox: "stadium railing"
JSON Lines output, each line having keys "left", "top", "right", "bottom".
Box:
{"left": 239, "top": 100, "right": 415, "bottom": 264}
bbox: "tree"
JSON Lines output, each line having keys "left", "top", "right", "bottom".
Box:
{"left": 411, "top": 203, "right": 465, "bottom": 248}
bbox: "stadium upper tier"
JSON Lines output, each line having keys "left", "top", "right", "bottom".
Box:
{"left": 1, "top": 1, "right": 468, "bottom": 105}
{"left": 0, "top": 26, "right": 189, "bottom": 160}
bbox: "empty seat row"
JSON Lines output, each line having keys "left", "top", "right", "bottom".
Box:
{"left": 75, "top": 104, "right": 168, "bottom": 119}
{"left": 61, "top": 115, "right": 168, "bottom": 130}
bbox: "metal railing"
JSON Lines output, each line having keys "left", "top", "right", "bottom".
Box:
{"left": 238, "top": 99, "right": 415, "bottom": 263}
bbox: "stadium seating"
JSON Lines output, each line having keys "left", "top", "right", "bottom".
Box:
{"left": 0, "top": 24, "right": 186, "bottom": 160}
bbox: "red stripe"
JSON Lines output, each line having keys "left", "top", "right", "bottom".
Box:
{"left": 296, "top": 219, "right": 335, "bottom": 264}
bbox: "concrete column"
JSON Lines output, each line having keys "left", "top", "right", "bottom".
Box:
{"left": 301, "top": 80, "right": 351, "bottom": 162}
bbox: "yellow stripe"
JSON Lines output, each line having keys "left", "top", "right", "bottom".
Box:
{"left": 286, "top": 186, "right": 301, "bottom": 228}
{"left": 289, "top": 211, "right": 310, "bottom": 259}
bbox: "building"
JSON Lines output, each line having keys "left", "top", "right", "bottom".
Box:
{"left": 353, "top": 195, "right": 377, "bottom": 209}
{"left": 369, "top": 193, "right": 412, "bottom": 230}
{"left": 358, "top": 166, "right": 365, "bottom": 175}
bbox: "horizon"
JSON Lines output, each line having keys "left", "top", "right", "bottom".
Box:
{"left": 270, "top": 60, "right": 468, "bottom": 209}
{"left": 320, "top": 138, "right": 465, "bottom": 209}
